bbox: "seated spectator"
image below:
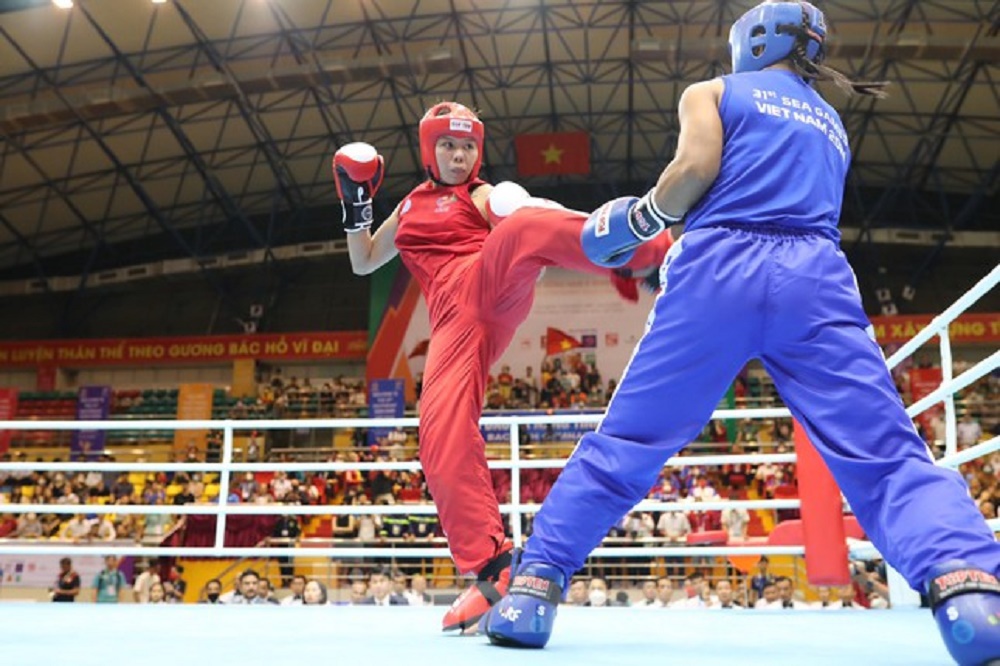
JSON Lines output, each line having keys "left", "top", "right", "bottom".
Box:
{"left": 256, "top": 578, "right": 280, "bottom": 605}
{"left": 404, "top": 574, "right": 433, "bottom": 606}
{"left": 390, "top": 570, "right": 409, "bottom": 599}
{"left": 281, "top": 576, "right": 306, "bottom": 606}
{"left": 90, "top": 516, "right": 117, "bottom": 542}
{"left": 652, "top": 577, "right": 674, "bottom": 608}
{"left": 657, "top": 509, "right": 691, "bottom": 544}
{"left": 957, "top": 411, "right": 983, "bottom": 448}
{"left": 162, "top": 579, "right": 183, "bottom": 604}
{"left": 41, "top": 514, "right": 62, "bottom": 538}
{"left": 775, "top": 575, "right": 808, "bottom": 609}
{"left": 583, "top": 577, "right": 611, "bottom": 607}
{"left": 202, "top": 579, "right": 224, "bottom": 604}
{"left": 709, "top": 579, "right": 742, "bottom": 609}
{"left": 690, "top": 476, "right": 717, "bottom": 501}
{"left": 360, "top": 566, "right": 407, "bottom": 606}
{"left": 721, "top": 494, "right": 750, "bottom": 540}
{"left": 269, "top": 471, "right": 292, "bottom": 502}
{"left": 670, "top": 572, "right": 710, "bottom": 608}
{"left": 565, "top": 579, "right": 588, "bottom": 606}
{"left": 15, "top": 512, "right": 43, "bottom": 539}
{"left": 636, "top": 579, "right": 658, "bottom": 607}
{"left": 111, "top": 473, "right": 134, "bottom": 501}
{"left": 61, "top": 513, "right": 92, "bottom": 542}
{"left": 0, "top": 512, "right": 17, "bottom": 538}
{"left": 173, "top": 480, "right": 197, "bottom": 506}
{"left": 355, "top": 497, "right": 381, "bottom": 542}
{"left": 348, "top": 581, "right": 368, "bottom": 605}
{"left": 753, "top": 582, "right": 781, "bottom": 610}
{"left": 147, "top": 582, "right": 166, "bottom": 604}
{"left": 227, "top": 569, "right": 271, "bottom": 605}
{"left": 303, "top": 579, "right": 329, "bottom": 605}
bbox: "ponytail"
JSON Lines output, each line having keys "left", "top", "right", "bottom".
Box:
{"left": 788, "top": 3, "right": 889, "bottom": 99}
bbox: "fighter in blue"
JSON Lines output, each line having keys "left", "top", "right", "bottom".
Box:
{"left": 482, "top": 3, "right": 1000, "bottom": 664}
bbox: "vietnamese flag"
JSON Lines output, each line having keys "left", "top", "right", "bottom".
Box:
{"left": 546, "top": 327, "right": 582, "bottom": 356}
{"left": 515, "top": 131, "right": 590, "bottom": 176}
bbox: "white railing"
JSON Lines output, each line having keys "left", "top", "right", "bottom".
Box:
{"left": 0, "top": 412, "right": 802, "bottom": 558}
{"left": 0, "top": 266, "right": 996, "bottom": 604}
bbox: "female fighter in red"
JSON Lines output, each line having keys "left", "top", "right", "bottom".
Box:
{"left": 332, "top": 101, "right": 670, "bottom": 632}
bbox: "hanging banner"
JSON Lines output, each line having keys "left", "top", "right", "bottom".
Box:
{"left": 480, "top": 409, "right": 601, "bottom": 444}
{"left": 173, "top": 383, "right": 214, "bottom": 456}
{"left": 868, "top": 313, "right": 1000, "bottom": 345}
{"left": 71, "top": 386, "right": 111, "bottom": 461}
{"left": 0, "top": 331, "right": 367, "bottom": 368}
{"left": 367, "top": 379, "right": 404, "bottom": 447}
{"left": 0, "top": 388, "right": 18, "bottom": 455}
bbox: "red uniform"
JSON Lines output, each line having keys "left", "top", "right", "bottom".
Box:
{"left": 395, "top": 178, "right": 669, "bottom": 574}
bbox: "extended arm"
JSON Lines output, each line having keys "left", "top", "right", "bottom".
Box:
{"left": 580, "top": 79, "right": 724, "bottom": 268}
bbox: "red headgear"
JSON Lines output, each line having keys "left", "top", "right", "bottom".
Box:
{"left": 418, "top": 101, "right": 484, "bottom": 184}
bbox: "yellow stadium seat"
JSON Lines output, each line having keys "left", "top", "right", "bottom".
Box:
{"left": 166, "top": 484, "right": 183, "bottom": 497}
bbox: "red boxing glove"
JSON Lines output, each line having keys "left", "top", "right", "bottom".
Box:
{"left": 332, "top": 142, "right": 385, "bottom": 233}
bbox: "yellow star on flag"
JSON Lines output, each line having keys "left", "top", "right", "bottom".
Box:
{"left": 541, "top": 143, "right": 564, "bottom": 165}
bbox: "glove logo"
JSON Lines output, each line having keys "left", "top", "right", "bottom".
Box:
{"left": 632, "top": 209, "right": 654, "bottom": 237}
{"left": 498, "top": 604, "right": 522, "bottom": 622}
{"left": 361, "top": 205, "right": 373, "bottom": 223}
{"left": 595, "top": 204, "right": 610, "bottom": 238}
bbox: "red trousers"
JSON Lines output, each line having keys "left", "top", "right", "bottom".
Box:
{"left": 417, "top": 205, "right": 669, "bottom": 574}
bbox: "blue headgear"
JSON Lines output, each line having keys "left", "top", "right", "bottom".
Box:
{"left": 729, "top": 2, "right": 827, "bottom": 74}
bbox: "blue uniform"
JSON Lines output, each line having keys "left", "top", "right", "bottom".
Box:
{"left": 522, "top": 69, "right": 1000, "bottom": 591}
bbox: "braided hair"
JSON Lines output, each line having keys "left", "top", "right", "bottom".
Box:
{"left": 785, "top": 3, "right": 888, "bottom": 98}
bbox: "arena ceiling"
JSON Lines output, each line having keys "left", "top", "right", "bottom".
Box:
{"left": 0, "top": 0, "right": 996, "bottom": 302}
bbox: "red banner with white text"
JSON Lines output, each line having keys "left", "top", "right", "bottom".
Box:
{"left": 868, "top": 313, "right": 999, "bottom": 345}
{"left": 0, "top": 388, "right": 18, "bottom": 454}
{"left": 0, "top": 332, "right": 367, "bottom": 367}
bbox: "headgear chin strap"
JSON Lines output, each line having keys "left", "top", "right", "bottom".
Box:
{"left": 729, "top": 1, "right": 826, "bottom": 74}
{"left": 418, "top": 102, "right": 485, "bottom": 185}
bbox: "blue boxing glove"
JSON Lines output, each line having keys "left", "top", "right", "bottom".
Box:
{"left": 581, "top": 190, "right": 680, "bottom": 268}
{"left": 926, "top": 561, "right": 1000, "bottom": 666}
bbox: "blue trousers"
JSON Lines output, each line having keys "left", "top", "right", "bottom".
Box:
{"left": 523, "top": 225, "right": 1000, "bottom": 590}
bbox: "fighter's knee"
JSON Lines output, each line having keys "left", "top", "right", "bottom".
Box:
{"left": 487, "top": 181, "right": 566, "bottom": 227}
{"left": 487, "top": 182, "right": 531, "bottom": 226}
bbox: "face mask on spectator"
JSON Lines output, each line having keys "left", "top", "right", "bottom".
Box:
{"left": 588, "top": 589, "right": 607, "bottom": 606}
{"left": 207, "top": 592, "right": 220, "bottom": 603}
